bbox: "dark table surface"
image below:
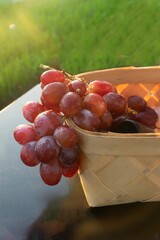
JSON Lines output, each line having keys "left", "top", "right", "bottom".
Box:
{"left": 1, "top": 84, "right": 160, "bottom": 240}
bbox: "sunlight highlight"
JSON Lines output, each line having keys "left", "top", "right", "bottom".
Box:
{"left": 14, "top": 9, "right": 43, "bottom": 41}
{"left": 9, "top": 23, "right": 16, "bottom": 30}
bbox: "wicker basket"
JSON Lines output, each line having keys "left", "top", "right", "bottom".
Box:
{"left": 67, "top": 66, "right": 160, "bottom": 207}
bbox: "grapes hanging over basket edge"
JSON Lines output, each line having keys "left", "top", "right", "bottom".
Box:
{"left": 13, "top": 64, "right": 159, "bottom": 186}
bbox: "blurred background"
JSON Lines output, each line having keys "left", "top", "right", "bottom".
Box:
{"left": 1, "top": 0, "right": 160, "bottom": 110}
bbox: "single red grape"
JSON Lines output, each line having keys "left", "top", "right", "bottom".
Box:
{"left": 40, "top": 158, "right": 62, "bottom": 186}
{"left": 73, "top": 109, "right": 100, "bottom": 131}
{"left": 20, "top": 141, "right": 40, "bottom": 167}
{"left": 62, "top": 161, "right": 80, "bottom": 178}
{"left": 35, "top": 136, "right": 60, "bottom": 163}
{"left": 83, "top": 93, "right": 107, "bottom": 117}
{"left": 42, "top": 82, "right": 68, "bottom": 106}
{"left": 22, "top": 101, "right": 46, "bottom": 123}
{"left": 40, "top": 96, "right": 61, "bottom": 113}
{"left": 54, "top": 125, "right": 78, "bottom": 148}
{"left": 40, "top": 69, "right": 65, "bottom": 87}
{"left": 60, "top": 92, "right": 83, "bottom": 117}
{"left": 99, "top": 110, "right": 113, "bottom": 131}
{"left": 68, "top": 79, "right": 87, "bottom": 97}
{"left": 103, "top": 92, "right": 126, "bottom": 117}
{"left": 13, "top": 124, "right": 38, "bottom": 145}
{"left": 34, "top": 110, "right": 62, "bottom": 137}
{"left": 87, "top": 80, "right": 117, "bottom": 96}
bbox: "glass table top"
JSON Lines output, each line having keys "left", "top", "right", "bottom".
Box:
{"left": 0, "top": 84, "right": 160, "bottom": 240}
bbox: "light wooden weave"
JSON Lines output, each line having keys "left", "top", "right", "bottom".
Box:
{"left": 67, "top": 66, "right": 160, "bottom": 207}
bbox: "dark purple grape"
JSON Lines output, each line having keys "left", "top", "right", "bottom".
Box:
{"left": 127, "top": 95, "right": 147, "bottom": 112}
{"left": 59, "top": 146, "right": 79, "bottom": 167}
{"left": 135, "top": 107, "right": 158, "bottom": 129}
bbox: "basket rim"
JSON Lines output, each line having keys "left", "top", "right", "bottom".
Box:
{"left": 70, "top": 66, "right": 160, "bottom": 137}
{"left": 75, "top": 65, "right": 160, "bottom": 78}
{"left": 75, "top": 65, "right": 160, "bottom": 85}
{"left": 66, "top": 118, "right": 160, "bottom": 138}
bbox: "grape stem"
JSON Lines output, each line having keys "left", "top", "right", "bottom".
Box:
{"left": 40, "top": 63, "right": 86, "bottom": 83}
{"left": 59, "top": 113, "right": 69, "bottom": 125}
{"left": 62, "top": 70, "right": 76, "bottom": 81}
{"left": 39, "top": 64, "right": 54, "bottom": 71}
{"left": 127, "top": 107, "right": 138, "bottom": 115}
{"left": 40, "top": 63, "right": 76, "bottom": 80}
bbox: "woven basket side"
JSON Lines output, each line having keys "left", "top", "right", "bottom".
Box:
{"left": 79, "top": 154, "right": 160, "bottom": 207}
{"left": 72, "top": 66, "right": 160, "bottom": 207}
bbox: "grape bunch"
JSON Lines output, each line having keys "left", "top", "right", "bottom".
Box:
{"left": 14, "top": 67, "right": 83, "bottom": 186}
{"left": 13, "top": 65, "right": 159, "bottom": 186}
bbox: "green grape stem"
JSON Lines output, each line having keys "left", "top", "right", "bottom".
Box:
{"left": 39, "top": 64, "right": 54, "bottom": 71}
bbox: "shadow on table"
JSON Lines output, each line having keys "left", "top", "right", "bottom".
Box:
{"left": 26, "top": 180, "right": 160, "bottom": 240}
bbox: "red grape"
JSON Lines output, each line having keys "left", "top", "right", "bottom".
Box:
{"left": 68, "top": 79, "right": 87, "bottom": 97}
{"left": 62, "top": 161, "right": 80, "bottom": 178}
{"left": 35, "top": 136, "right": 60, "bottom": 163}
{"left": 54, "top": 125, "right": 78, "bottom": 148}
{"left": 34, "top": 110, "right": 62, "bottom": 137}
{"left": 73, "top": 109, "right": 100, "bottom": 131}
{"left": 40, "top": 69, "right": 65, "bottom": 87}
{"left": 14, "top": 124, "right": 38, "bottom": 145}
{"left": 99, "top": 110, "right": 113, "bottom": 131}
{"left": 127, "top": 95, "right": 147, "bottom": 112}
{"left": 60, "top": 92, "right": 83, "bottom": 117}
{"left": 103, "top": 92, "right": 126, "bottom": 117}
{"left": 20, "top": 141, "right": 40, "bottom": 167}
{"left": 83, "top": 93, "right": 107, "bottom": 117}
{"left": 22, "top": 101, "right": 46, "bottom": 123}
{"left": 42, "top": 82, "right": 68, "bottom": 106}
{"left": 87, "top": 80, "right": 117, "bottom": 96}
{"left": 40, "top": 96, "right": 61, "bottom": 113}
{"left": 40, "top": 158, "right": 62, "bottom": 186}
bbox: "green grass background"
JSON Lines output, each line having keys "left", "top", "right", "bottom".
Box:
{"left": 1, "top": 0, "right": 160, "bottom": 109}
